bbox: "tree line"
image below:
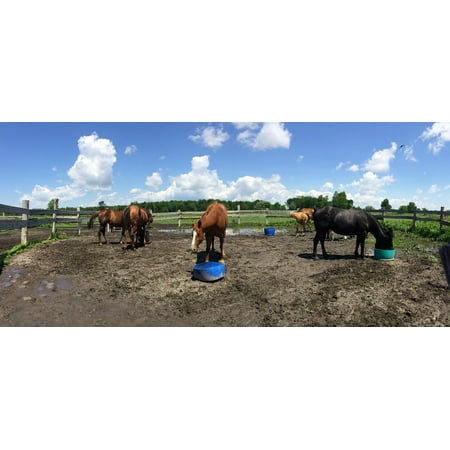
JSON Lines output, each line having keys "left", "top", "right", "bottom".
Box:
{"left": 49, "top": 193, "right": 442, "bottom": 213}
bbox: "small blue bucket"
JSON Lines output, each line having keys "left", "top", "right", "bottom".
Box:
{"left": 264, "top": 227, "right": 276, "bottom": 236}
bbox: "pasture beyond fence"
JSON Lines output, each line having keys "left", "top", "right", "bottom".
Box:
{"left": 1, "top": 200, "right": 450, "bottom": 246}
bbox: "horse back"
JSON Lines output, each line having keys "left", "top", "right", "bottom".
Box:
{"left": 314, "top": 207, "right": 369, "bottom": 235}
{"left": 198, "top": 202, "right": 228, "bottom": 233}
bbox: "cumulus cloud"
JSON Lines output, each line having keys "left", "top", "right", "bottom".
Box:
{"left": 189, "top": 126, "right": 230, "bottom": 148}
{"left": 128, "top": 155, "right": 301, "bottom": 204}
{"left": 145, "top": 172, "right": 163, "bottom": 190}
{"left": 22, "top": 184, "right": 85, "bottom": 206}
{"left": 237, "top": 122, "right": 292, "bottom": 151}
{"left": 68, "top": 132, "right": 117, "bottom": 189}
{"left": 363, "top": 142, "right": 397, "bottom": 173}
{"left": 420, "top": 122, "right": 450, "bottom": 154}
{"left": 23, "top": 132, "right": 118, "bottom": 207}
{"left": 349, "top": 171, "right": 395, "bottom": 194}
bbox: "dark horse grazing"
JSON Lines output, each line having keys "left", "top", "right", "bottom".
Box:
{"left": 88, "top": 208, "right": 124, "bottom": 245}
{"left": 191, "top": 201, "right": 228, "bottom": 263}
{"left": 121, "top": 205, "right": 153, "bottom": 250}
{"left": 312, "top": 206, "right": 393, "bottom": 259}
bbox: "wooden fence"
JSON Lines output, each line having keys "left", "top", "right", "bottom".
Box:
{"left": 1, "top": 200, "right": 450, "bottom": 246}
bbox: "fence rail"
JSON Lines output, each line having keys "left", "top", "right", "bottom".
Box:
{"left": 1, "top": 200, "right": 449, "bottom": 246}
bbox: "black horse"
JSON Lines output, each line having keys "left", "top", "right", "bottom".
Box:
{"left": 312, "top": 207, "right": 393, "bottom": 259}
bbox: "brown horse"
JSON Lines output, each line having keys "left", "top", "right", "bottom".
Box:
{"left": 191, "top": 201, "right": 228, "bottom": 263}
{"left": 290, "top": 211, "right": 310, "bottom": 236}
{"left": 88, "top": 208, "right": 124, "bottom": 245}
{"left": 121, "top": 205, "right": 153, "bottom": 250}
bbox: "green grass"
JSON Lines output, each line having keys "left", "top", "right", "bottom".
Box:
{"left": 384, "top": 219, "right": 450, "bottom": 243}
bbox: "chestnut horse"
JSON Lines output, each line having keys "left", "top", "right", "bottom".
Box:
{"left": 191, "top": 201, "right": 228, "bottom": 263}
{"left": 88, "top": 208, "right": 124, "bottom": 245}
{"left": 121, "top": 205, "right": 153, "bottom": 250}
{"left": 290, "top": 211, "right": 310, "bottom": 236}
{"left": 312, "top": 206, "right": 393, "bottom": 259}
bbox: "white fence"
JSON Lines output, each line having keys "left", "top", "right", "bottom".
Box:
{"left": 1, "top": 199, "right": 449, "bottom": 247}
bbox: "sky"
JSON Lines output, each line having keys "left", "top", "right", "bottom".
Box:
{"left": 1, "top": 122, "right": 449, "bottom": 210}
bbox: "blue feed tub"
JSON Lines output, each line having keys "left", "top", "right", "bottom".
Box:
{"left": 374, "top": 248, "right": 396, "bottom": 261}
{"left": 264, "top": 227, "right": 276, "bottom": 236}
{"left": 192, "top": 262, "right": 226, "bottom": 282}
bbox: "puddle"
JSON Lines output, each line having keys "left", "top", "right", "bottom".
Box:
{"left": 156, "top": 227, "right": 291, "bottom": 236}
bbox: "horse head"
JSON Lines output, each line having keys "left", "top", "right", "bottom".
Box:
{"left": 191, "top": 220, "right": 204, "bottom": 252}
{"left": 376, "top": 225, "right": 394, "bottom": 250}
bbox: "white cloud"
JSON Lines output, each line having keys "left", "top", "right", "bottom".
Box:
{"left": 349, "top": 171, "right": 395, "bottom": 194}
{"left": 363, "top": 142, "right": 397, "bottom": 173}
{"left": 420, "top": 122, "right": 450, "bottom": 154}
{"left": 189, "top": 126, "right": 230, "bottom": 148}
{"left": 124, "top": 145, "right": 137, "bottom": 155}
{"left": 23, "top": 133, "right": 118, "bottom": 208}
{"left": 145, "top": 172, "right": 163, "bottom": 190}
{"left": 335, "top": 162, "right": 345, "bottom": 171}
{"left": 402, "top": 145, "right": 417, "bottom": 162}
{"left": 296, "top": 155, "right": 304, "bottom": 163}
{"left": 322, "top": 182, "right": 334, "bottom": 191}
{"left": 21, "top": 184, "right": 85, "bottom": 207}
{"left": 348, "top": 164, "right": 360, "bottom": 172}
{"left": 68, "top": 132, "right": 117, "bottom": 189}
{"left": 237, "top": 122, "right": 292, "bottom": 151}
{"left": 128, "top": 155, "right": 301, "bottom": 204}
{"left": 233, "top": 122, "right": 259, "bottom": 130}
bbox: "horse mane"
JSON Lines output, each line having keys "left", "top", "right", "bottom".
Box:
{"left": 366, "top": 212, "right": 389, "bottom": 239}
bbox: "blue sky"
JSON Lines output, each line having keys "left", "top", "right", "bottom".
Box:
{"left": 1, "top": 122, "right": 449, "bottom": 210}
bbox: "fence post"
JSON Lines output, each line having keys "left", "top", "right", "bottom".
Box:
{"left": 265, "top": 208, "right": 269, "bottom": 226}
{"left": 412, "top": 207, "right": 417, "bottom": 230}
{"left": 21, "top": 199, "right": 29, "bottom": 245}
{"left": 77, "top": 206, "right": 81, "bottom": 236}
{"left": 440, "top": 206, "right": 444, "bottom": 232}
{"left": 237, "top": 204, "right": 241, "bottom": 226}
{"left": 178, "top": 210, "right": 182, "bottom": 229}
{"left": 51, "top": 198, "right": 59, "bottom": 238}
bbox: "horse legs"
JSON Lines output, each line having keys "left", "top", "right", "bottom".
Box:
{"left": 354, "top": 233, "right": 366, "bottom": 258}
{"left": 218, "top": 235, "right": 225, "bottom": 263}
{"left": 204, "top": 235, "right": 212, "bottom": 262}
{"left": 313, "top": 231, "right": 328, "bottom": 259}
{"left": 98, "top": 225, "right": 107, "bottom": 245}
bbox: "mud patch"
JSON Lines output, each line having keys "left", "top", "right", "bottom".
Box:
{"left": 0, "top": 228, "right": 448, "bottom": 326}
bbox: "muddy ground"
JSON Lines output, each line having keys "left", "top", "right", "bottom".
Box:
{"left": 0, "top": 226, "right": 449, "bottom": 326}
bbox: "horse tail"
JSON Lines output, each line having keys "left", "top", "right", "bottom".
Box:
{"left": 87, "top": 211, "right": 100, "bottom": 229}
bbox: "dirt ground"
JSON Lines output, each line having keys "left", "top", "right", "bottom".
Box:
{"left": 0, "top": 226, "right": 449, "bottom": 326}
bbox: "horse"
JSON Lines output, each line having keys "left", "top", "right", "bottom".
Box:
{"left": 290, "top": 211, "right": 310, "bottom": 236}
{"left": 191, "top": 201, "right": 228, "bottom": 263}
{"left": 87, "top": 208, "right": 124, "bottom": 245}
{"left": 312, "top": 206, "right": 393, "bottom": 259}
{"left": 299, "top": 207, "right": 315, "bottom": 222}
{"left": 121, "top": 205, "right": 153, "bottom": 250}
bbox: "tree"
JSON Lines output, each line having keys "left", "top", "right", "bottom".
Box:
{"left": 47, "top": 199, "right": 56, "bottom": 210}
{"left": 332, "top": 191, "right": 353, "bottom": 209}
{"left": 380, "top": 198, "right": 392, "bottom": 210}
{"left": 98, "top": 200, "right": 106, "bottom": 208}
{"left": 407, "top": 201, "right": 417, "bottom": 213}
